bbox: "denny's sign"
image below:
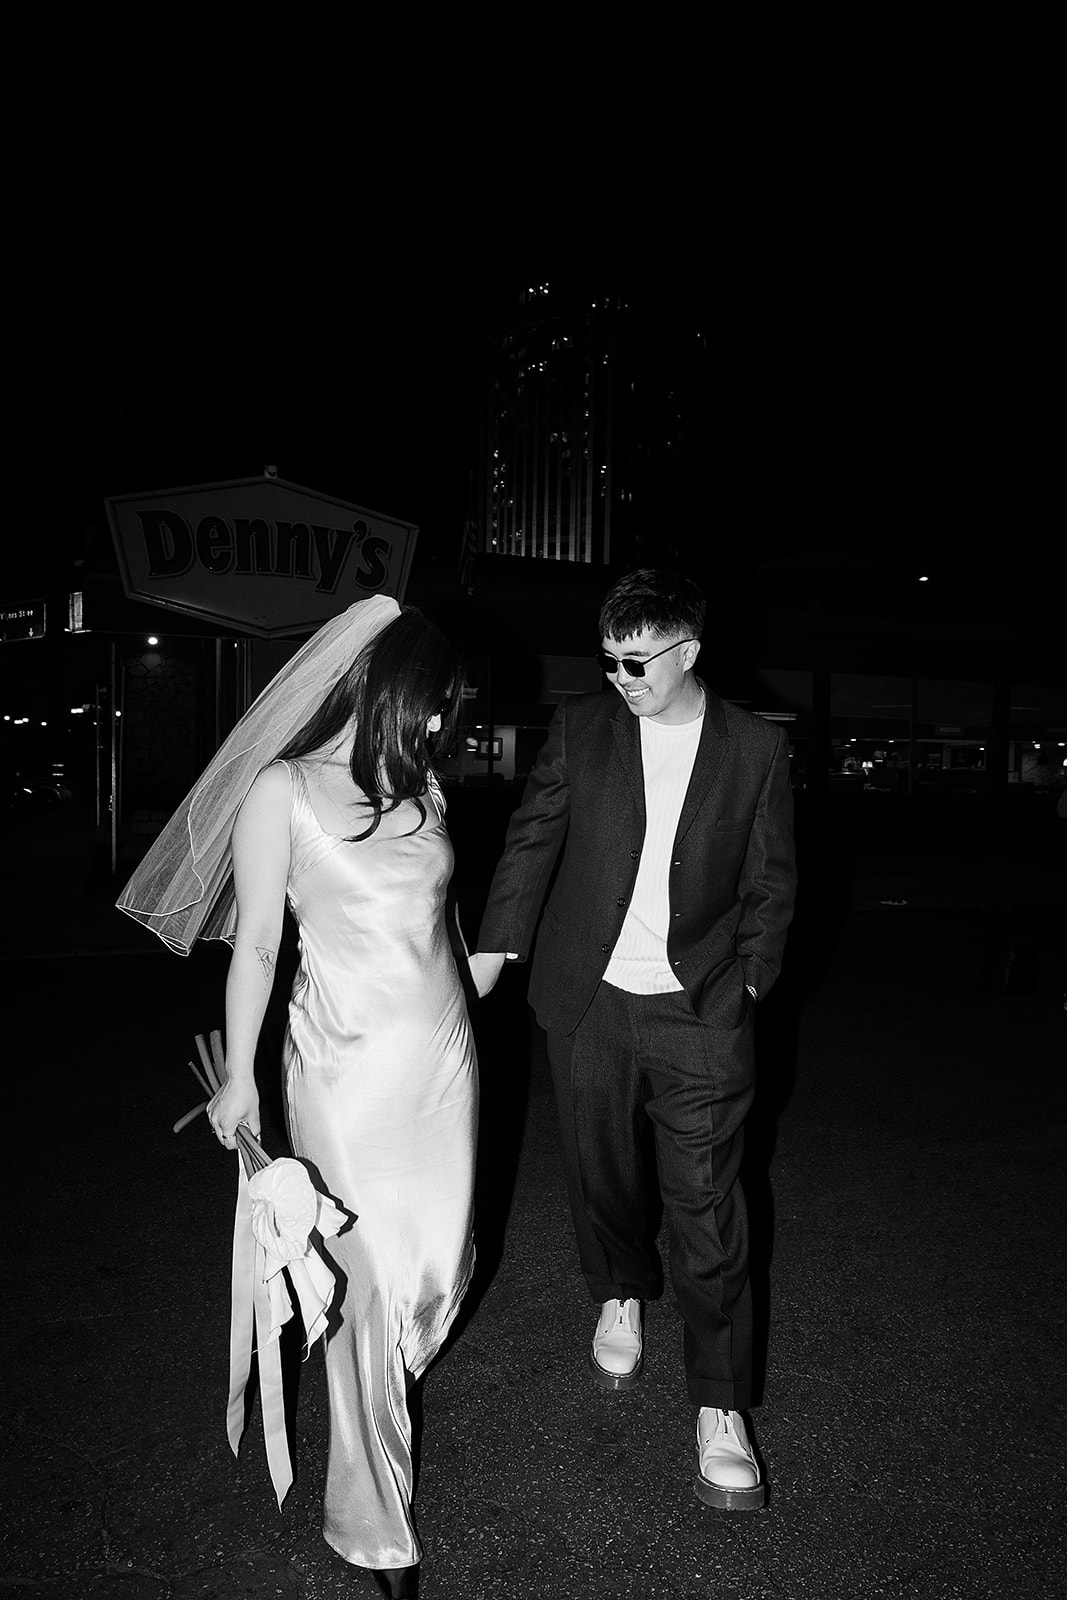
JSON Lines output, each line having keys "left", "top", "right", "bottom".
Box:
{"left": 106, "top": 477, "right": 418, "bottom": 637}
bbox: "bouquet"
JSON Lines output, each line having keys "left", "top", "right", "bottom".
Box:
{"left": 179, "top": 1031, "right": 348, "bottom": 1506}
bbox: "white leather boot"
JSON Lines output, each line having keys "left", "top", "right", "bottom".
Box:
{"left": 694, "top": 1407, "right": 766, "bottom": 1511}
{"left": 588, "top": 1298, "right": 643, "bottom": 1390}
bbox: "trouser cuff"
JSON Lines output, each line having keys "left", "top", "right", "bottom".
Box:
{"left": 687, "top": 1383, "right": 753, "bottom": 1410}
{"left": 586, "top": 1282, "right": 655, "bottom": 1304}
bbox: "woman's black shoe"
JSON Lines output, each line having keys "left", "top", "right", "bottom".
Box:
{"left": 372, "top": 1564, "right": 419, "bottom": 1599}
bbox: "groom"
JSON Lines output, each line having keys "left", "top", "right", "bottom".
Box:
{"left": 470, "top": 568, "right": 796, "bottom": 1509}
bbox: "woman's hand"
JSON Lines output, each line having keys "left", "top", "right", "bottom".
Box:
{"left": 207, "top": 1076, "right": 261, "bottom": 1150}
{"left": 468, "top": 951, "right": 508, "bottom": 999}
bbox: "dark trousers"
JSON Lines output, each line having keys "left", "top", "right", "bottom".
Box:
{"left": 547, "top": 981, "right": 755, "bottom": 1409}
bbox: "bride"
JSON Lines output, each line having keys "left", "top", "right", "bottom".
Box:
{"left": 120, "top": 598, "right": 481, "bottom": 1599}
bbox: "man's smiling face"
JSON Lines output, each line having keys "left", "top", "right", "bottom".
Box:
{"left": 599, "top": 630, "right": 702, "bottom": 724}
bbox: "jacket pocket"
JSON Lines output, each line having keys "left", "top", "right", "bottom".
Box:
{"left": 696, "top": 958, "right": 751, "bottom": 1031}
{"left": 715, "top": 814, "right": 755, "bottom": 832}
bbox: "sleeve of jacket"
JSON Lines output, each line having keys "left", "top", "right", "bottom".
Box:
{"left": 736, "top": 725, "right": 797, "bottom": 998}
{"left": 476, "top": 701, "right": 572, "bottom": 960}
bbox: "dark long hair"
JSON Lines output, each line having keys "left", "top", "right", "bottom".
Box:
{"left": 279, "top": 607, "right": 464, "bottom": 840}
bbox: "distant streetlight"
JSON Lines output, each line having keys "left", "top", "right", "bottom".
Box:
{"left": 147, "top": 635, "right": 159, "bottom": 646}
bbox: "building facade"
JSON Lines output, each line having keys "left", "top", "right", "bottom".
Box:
{"left": 479, "top": 248, "right": 707, "bottom": 568}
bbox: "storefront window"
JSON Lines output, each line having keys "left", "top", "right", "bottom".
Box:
{"left": 828, "top": 675, "right": 911, "bottom": 792}
{"left": 913, "top": 680, "right": 993, "bottom": 792}
{"left": 1008, "top": 685, "right": 1067, "bottom": 792}
{"left": 913, "top": 737, "right": 988, "bottom": 792}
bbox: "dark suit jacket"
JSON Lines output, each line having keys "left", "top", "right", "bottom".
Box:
{"left": 477, "top": 684, "right": 797, "bottom": 1037}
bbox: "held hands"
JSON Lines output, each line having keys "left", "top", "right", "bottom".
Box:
{"left": 207, "top": 1076, "right": 262, "bottom": 1150}
{"left": 468, "top": 951, "right": 508, "bottom": 999}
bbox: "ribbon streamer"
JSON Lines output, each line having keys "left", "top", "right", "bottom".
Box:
{"left": 225, "top": 1139, "right": 347, "bottom": 1507}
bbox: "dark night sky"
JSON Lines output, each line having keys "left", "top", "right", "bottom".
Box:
{"left": 15, "top": 7, "right": 1065, "bottom": 603}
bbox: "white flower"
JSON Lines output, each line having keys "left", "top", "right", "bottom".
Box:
{"left": 248, "top": 1157, "right": 345, "bottom": 1263}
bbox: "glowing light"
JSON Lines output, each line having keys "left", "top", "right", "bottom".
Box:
{"left": 147, "top": 635, "right": 159, "bottom": 646}
{"left": 919, "top": 575, "right": 929, "bottom": 582}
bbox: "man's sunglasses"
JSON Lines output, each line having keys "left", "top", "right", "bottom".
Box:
{"left": 595, "top": 639, "right": 696, "bottom": 678}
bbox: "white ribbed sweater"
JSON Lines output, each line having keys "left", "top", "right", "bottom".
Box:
{"left": 603, "top": 706, "right": 703, "bottom": 994}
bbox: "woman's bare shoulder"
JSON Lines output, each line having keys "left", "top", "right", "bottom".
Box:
{"left": 253, "top": 761, "right": 295, "bottom": 797}
{"left": 238, "top": 761, "right": 294, "bottom": 822}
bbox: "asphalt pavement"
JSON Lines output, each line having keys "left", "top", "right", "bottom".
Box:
{"left": 1, "top": 799, "right": 1064, "bottom": 1600}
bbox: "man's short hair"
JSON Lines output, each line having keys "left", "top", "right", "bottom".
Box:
{"left": 598, "top": 569, "right": 706, "bottom": 643}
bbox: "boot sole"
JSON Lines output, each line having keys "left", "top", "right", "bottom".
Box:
{"left": 588, "top": 1349, "right": 644, "bottom": 1391}
{"left": 693, "top": 1474, "right": 766, "bottom": 1512}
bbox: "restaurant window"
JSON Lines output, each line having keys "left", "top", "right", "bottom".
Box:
{"left": 1008, "top": 684, "right": 1067, "bottom": 793}
{"left": 913, "top": 680, "right": 992, "bottom": 793}
{"left": 828, "top": 674, "right": 911, "bottom": 793}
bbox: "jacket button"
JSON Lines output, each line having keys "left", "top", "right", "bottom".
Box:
{"left": 629, "top": 849, "right": 639, "bottom": 859}
{"left": 601, "top": 943, "right": 610, "bottom": 953}
{"left": 673, "top": 860, "right": 681, "bottom": 867}
{"left": 616, "top": 896, "right": 626, "bottom": 906}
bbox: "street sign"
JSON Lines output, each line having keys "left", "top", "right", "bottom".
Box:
{"left": 0, "top": 600, "right": 46, "bottom": 641}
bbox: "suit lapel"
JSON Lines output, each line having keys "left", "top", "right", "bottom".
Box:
{"left": 675, "top": 683, "right": 728, "bottom": 845}
{"left": 607, "top": 682, "right": 726, "bottom": 842}
{"left": 609, "top": 697, "right": 646, "bottom": 825}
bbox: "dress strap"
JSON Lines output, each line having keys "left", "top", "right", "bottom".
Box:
{"left": 272, "top": 757, "right": 300, "bottom": 800}
{"left": 271, "top": 759, "right": 316, "bottom": 829}
{"left": 427, "top": 771, "right": 446, "bottom": 821}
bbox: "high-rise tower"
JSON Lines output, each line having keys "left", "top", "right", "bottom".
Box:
{"left": 479, "top": 243, "right": 706, "bottom": 569}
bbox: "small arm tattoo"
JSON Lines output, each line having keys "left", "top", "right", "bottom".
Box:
{"left": 256, "top": 947, "right": 276, "bottom": 981}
